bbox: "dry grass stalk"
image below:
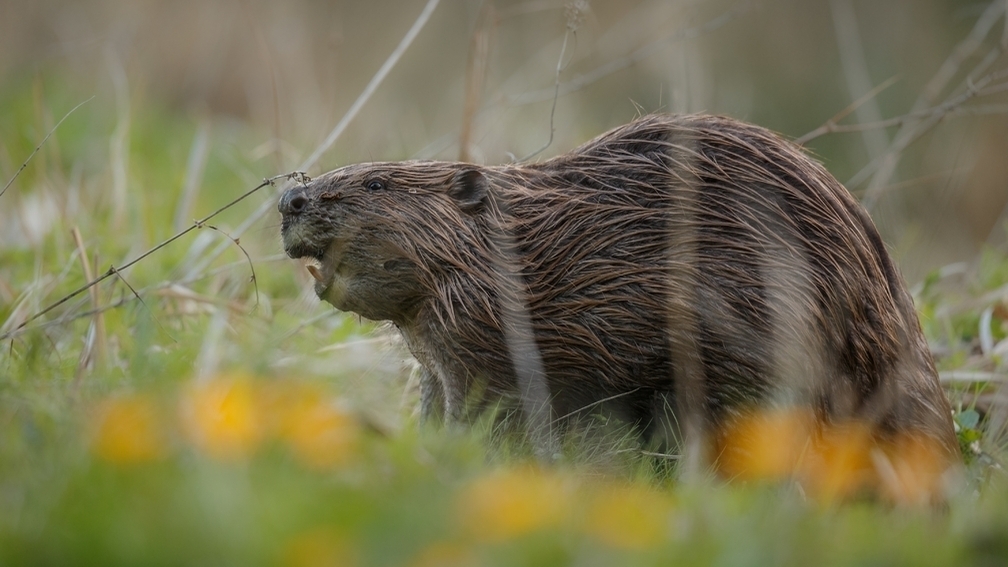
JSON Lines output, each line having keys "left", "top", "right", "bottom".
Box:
{"left": 180, "top": 0, "right": 443, "bottom": 284}
{"left": 172, "top": 121, "right": 211, "bottom": 232}
{"left": 827, "top": 0, "right": 889, "bottom": 159}
{"left": 856, "top": 0, "right": 1006, "bottom": 207}
{"left": 0, "top": 98, "right": 92, "bottom": 200}
{"left": 459, "top": 2, "right": 496, "bottom": 163}
{"left": 71, "top": 226, "right": 106, "bottom": 377}
{"left": 107, "top": 52, "right": 131, "bottom": 230}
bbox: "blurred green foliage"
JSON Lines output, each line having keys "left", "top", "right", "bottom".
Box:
{"left": 3, "top": 1, "right": 1008, "bottom": 564}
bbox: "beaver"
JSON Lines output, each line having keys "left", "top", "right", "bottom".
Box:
{"left": 279, "top": 113, "right": 959, "bottom": 467}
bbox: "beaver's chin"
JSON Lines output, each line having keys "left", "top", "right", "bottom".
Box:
{"left": 282, "top": 234, "right": 344, "bottom": 304}
{"left": 314, "top": 269, "right": 349, "bottom": 308}
{"left": 300, "top": 255, "right": 343, "bottom": 303}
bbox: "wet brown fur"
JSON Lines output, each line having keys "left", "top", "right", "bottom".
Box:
{"left": 279, "top": 114, "right": 959, "bottom": 462}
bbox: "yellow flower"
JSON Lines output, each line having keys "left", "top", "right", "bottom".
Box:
{"left": 280, "top": 526, "right": 355, "bottom": 567}
{"left": 717, "top": 408, "right": 955, "bottom": 503}
{"left": 717, "top": 409, "right": 815, "bottom": 481}
{"left": 180, "top": 376, "right": 263, "bottom": 461}
{"left": 877, "top": 433, "right": 951, "bottom": 506}
{"left": 456, "top": 468, "right": 571, "bottom": 542}
{"left": 278, "top": 388, "right": 361, "bottom": 470}
{"left": 409, "top": 542, "right": 478, "bottom": 567}
{"left": 581, "top": 482, "right": 672, "bottom": 549}
{"left": 799, "top": 422, "right": 875, "bottom": 502}
{"left": 91, "top": 394, "right": 166, "bottom": 465}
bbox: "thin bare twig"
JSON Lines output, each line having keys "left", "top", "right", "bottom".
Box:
{"left": 857, "top": 0, "right": 1006, "bottom": 208}
{"left": 200, "top": 223, "right": 260, "bottom": 311}
{"left": 503, "top": 1, "right": 752, "bottom": 107}
{"left": 0, "top": 97, "right": 93, "bottom": 199}
{"left": 518, "top": 27, "right": 572, "bottom": 162}
{"left": 850, "top": 66, "right": 1008, "bottom": 207}
{"left": 302, "top": 0, "right": 441, "bottom": 169}
{"left": 181, "top": 0, "right": 442, "bottom": 283}
{"left": 0, "top": 172, "right": 300, "bottom": 341}
{"left": 518, "top": 0, "right": 588, "bottom": 164}
{"left": 109, "top": 265, "right": 176, "bottom": 343}
{"left": 829, "top": 0, "right": 889, "bottom": 158}
{"left": 795, "top": 76, "right": 898, "bottom": 145}
{"left": 796, "top": 71, "right": 1008, "bottom": 145}
{"left": 410, "top": 3, "right": 750, "bottom": 161}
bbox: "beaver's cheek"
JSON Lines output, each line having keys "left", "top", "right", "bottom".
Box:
{"left": 316, "top": 275, "right": 349, "bottom": 308}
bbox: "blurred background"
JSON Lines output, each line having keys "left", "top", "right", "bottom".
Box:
{"left": 3, "top": 2, "right": 1008, "bottom": 562}
{"left": 2, "top": 0, "right": 1006, "bottom": 281}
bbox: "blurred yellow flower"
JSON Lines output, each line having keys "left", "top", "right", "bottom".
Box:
{"left": 581, "top": 483, "right": 672, "bottom": 549}
{"left": 409, "top": 542, "right": 478, "bottom": 567}
{"left": 714, "top": 409, "right": 956, "bottom": 503}
{"left": 278, "top": 388, "right": 361, "bottom": 470}
{"left": 91, "top": 394, "right": 166, "bottom": 465}
{"left": 799, "top": 422, "right": 874, "bottom": 502}
{"left": 717, "top": 409, "right": 815, "bottom": 481}
{"left": 280, "top": 526, "right": 355, "bottom": 567}
{"left": 877, "top": 433, "right": 951, "bottom": 506}
{"left": 456, "top": 468, "right": 571, "bottom": 542}
{"left": 180, "top": 376, "right": 263, "bottom": 461}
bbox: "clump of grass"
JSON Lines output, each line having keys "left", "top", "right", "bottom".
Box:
{"left": 915, "top": 243, "right": 1008, "bottom": 484}
{"left": 4, "top": 26, "right": 1008, "bottom": 564}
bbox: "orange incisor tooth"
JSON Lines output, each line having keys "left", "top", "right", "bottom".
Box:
{"left": 306, "top": 264, "right": 323, "bottom": 282}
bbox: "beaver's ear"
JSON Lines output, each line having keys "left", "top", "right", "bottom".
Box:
{"left": 448, "top": 169, "right": 488, "bottom": 213}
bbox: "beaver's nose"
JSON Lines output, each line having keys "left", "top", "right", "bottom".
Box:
{"left": 279, "top": 187, "right": 309, "bottom": 217}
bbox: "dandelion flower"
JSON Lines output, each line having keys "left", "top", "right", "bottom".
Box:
{"left": 91, "top": 394, "right": 166, "bottom": 465}
{"left": 281, "top": 526, "right": 355, "bottom": 567}
{"left": 280, "top": 390, "right": 361, "bottom": 470}
{"left": 180, "top": 376, "right": 263, "bottom": 461}
{"left": 582, "top": 483, "right": 671, "bottom": 549}
{"left": 456, "top": 468, "right": 570, "bottom": 542}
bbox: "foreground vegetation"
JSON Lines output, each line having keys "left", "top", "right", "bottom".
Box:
{"left": 2, "top": 76, "right": 1008, "bottom": 567}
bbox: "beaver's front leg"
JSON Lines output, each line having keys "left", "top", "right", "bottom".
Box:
{"left": 418, "top": 366, "right": 445, "bottom": 424}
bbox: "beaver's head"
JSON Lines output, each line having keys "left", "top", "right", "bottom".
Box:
{"left": 279, "top": 161, "right": 492, "bottom": 323}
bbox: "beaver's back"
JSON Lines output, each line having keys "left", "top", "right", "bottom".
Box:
{"left": 424, "top": 114, "right": 956, "bottom": 457}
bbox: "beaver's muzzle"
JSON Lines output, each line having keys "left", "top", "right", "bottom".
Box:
{"left": 279, "top": 186, "right": 322, "bottom": 260}
{"left": 278, "top": 186, "right": 309, "bottom": 218}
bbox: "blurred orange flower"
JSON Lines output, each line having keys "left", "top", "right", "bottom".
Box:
{"left": 716, "top": 407, "right": 954, "bottom": 504}
{"left": 717, "top": 409, "right": 815, "bottom": 481}
{"left": 799, "top": 422, "right": 875, "bottom": 502}
{"left": 278, "top": 388, "right": 361, "bottom": 470}
{"left": 91, "top": 394, "right": 166, "bottom": 465}
{"left": 280, "top": 526, "right": 355, "bottom": 567}
{"left": 581, "top": 482, "right": 672, "bottom": 549}
{"left": 456, "top": 468, "right": 571, "bottom": 542}
{"left": 180, "top": 376, "right": 263, "bottom": 461}
{"left": 876, "top": 433, "right": 951, "bottom": 506}
{"left": 409, "top": 542, "right": 478, "bottom": 567}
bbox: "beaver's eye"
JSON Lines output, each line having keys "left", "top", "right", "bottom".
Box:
{"left": 365, "top": 179, "right": 385, "bottom": 191}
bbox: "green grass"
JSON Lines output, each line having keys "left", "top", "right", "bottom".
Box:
{"left": 3, "top": 79, "right": 1008, "bottom": 567}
